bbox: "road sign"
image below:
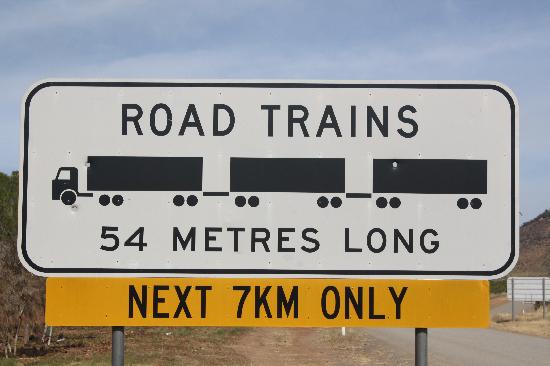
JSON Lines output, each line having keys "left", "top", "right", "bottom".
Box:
{"left": 507, "top": 277, "right": 550, "bottom": 302}
{"left": 19, "top": 80, "right": 518, "bottom": 278}
{"left": 46, "top": 278, "right": 489, "bottom": 327}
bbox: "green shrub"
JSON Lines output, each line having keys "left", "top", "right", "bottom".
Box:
{"left": 0, "top": 171, "right": 18, "bottom": 243}
{"left": 490, "top": 278, "right": 507, "bottom": 294}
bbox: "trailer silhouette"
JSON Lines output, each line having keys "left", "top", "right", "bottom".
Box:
{"left": 230, "top": 157, "right": 346, "bottom": 208}
{"left": 52, "top": 156, "right": 487, "bottom": 209}
{"left": 372, "top": 159, "right": 487, "bottom": 209}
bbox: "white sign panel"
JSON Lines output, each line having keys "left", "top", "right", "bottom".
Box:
{"left": 18, "top": 80, "right": 518, "bottom": 278}
{"left": 507, "top": 277, "right": 549, "bottom": 302}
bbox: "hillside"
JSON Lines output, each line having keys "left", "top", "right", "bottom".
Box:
{"left": 512, "top": 209, "right": 550, "bottom": 276}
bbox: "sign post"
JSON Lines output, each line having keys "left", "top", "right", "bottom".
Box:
{"left": 415, "top": 328, "right": 427, "bottom": 366}
{"left": 512, "top": 278, "right": 515, "bottom": 321}
{"left": 111, "top": 326, "right": 124, "bottom": 366}
{"left": 543, "top": 278, "right": 546, "bottom": 320}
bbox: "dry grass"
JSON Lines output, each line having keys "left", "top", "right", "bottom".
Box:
{"left": 492, "top": 307, "right": 550, "bottom": 338}
{"left": 15, "top": 327, "right": 251, "bottom": 366}
{"left": 492, "top": 312, "right": 512, "bottom": 323}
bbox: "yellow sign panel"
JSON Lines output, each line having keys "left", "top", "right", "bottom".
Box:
{"left": 46, "top": 278, "right": 488, "bottom": 327}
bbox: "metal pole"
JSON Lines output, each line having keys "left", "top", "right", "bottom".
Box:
{"left": 415, "top": 328, "right": 427, "bottom": 366}
{"left": 112, "top": 326, "right": 124, "bottom": 366}
{"left": 543, "top": 278, "right": 546, "bottom": 320}
{"left": 512, "top": 278, "right": 515, "bottom": 321}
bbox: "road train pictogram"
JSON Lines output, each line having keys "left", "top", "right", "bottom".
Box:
{"left": 52, "top": 156, "right": 487, "bottom": 210}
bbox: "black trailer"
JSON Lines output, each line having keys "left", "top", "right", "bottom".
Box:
{"left": 52, "top": 156, "right": 203, "bottom": 207}
{"left": 372, "top": 159, "right": 487, "bottom": 209}
{"left": 230, "top": 157, "right": 345, "bottom": 208}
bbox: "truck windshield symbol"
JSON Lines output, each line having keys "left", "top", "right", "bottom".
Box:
{"left": 52, "top": 156, "right": 487, "bottom": 210}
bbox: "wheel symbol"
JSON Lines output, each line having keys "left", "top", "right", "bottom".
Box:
{"left": 187, "top": 195, "right": 198, "bottom": 207}
{"left": 61, "top": 190, "right": 76, "bottom": 206}
{"left": 457, "top": 198, "right": 468, "bottom": 209}
{"left": 235, "top": 196, "right": 246, "bottom": 207}
{"left": 248, "top": 196, "right": 259, "bottom": 207}
{"left": 376, "top": 197, "right": 388, "bottom": 208}
{"left": 173, "top": 195, "right": 185, "bottom": 206}
{"left": 389, "top": 197, "right": 401, "bottom": 208}
{"left": 99, "top": 194, "right": 110, "bottom": 206}
{"left": 112, "top": 195, "right": 124, "bottom": 206}
{"left": 317, "top": 196, "right": 329, "bottom": 208}
{"left": 470, "top": 198, "right": 482, "bottom": 209}
{"left": 330, "top": 197, "right": 342, "bottom": 208}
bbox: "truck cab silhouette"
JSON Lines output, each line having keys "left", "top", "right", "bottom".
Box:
{"left": 52, "top": 167, "right": 79, "bottom": 205}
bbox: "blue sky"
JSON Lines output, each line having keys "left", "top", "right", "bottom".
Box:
{"left": 1, "top": 0, "right": 548, "bottom": 222}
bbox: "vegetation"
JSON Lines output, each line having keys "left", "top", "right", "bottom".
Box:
{"left": 0, "top": 171, "right": 45, "bottom": 358}
{"left": 489, "top": 279, "right": 507, "bottom": 294}
{"left": 0, "top": 171, "right": 18, "bottom": 243}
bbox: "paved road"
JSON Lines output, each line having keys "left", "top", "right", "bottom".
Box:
{"left": 491, "top": 301, "right": 535, "bottom": 317}
{"left": 366, "top": 327, "right": 550, "bottom": 366}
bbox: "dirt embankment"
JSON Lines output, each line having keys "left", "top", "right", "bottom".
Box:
{"left": 231, "top": 327, "right": 404, "bottom": 366}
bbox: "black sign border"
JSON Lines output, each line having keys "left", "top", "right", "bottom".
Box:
{"left": 21, "top": 81, "right": 517, "bottom": 276}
